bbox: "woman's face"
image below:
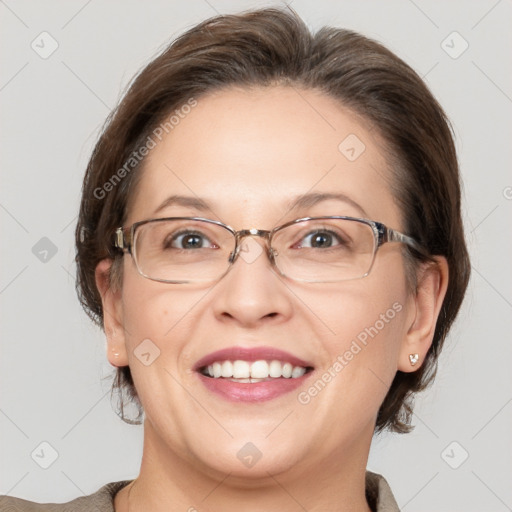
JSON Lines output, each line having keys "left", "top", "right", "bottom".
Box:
{"left": 101, "top": 86, "right": 426, "bottom": 479}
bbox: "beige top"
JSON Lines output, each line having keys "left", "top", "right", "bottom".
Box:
{"left": 0, "top": 472, "right": 399, "bottom": 511}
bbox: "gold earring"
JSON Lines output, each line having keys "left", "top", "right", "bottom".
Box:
{"left": 409, "top": 353, "right": 419, "bottom": 366}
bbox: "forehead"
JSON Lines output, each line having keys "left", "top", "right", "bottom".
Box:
{"left": 127, "top": 86, "right": 401, "bottom": 228}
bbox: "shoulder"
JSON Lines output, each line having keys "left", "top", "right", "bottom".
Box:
{"left": 0, "top": 480, "right": 132, "bottom": 512}
{"left": 365, "top": 471, "right": 400, "bottom": 512}
{"left": 2, "top": 475, "right": 398, "bottom": 511}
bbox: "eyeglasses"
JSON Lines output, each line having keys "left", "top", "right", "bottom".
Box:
{"left": 114, "top": 216, "right": 423, "bottom": 284}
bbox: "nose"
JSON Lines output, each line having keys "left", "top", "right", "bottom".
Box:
{"left": 212, "top": 235, "right": 293, "bottom": 328}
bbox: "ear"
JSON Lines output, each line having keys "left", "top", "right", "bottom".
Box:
{"left": 95, "top": 259, "right": 129, "bottom": 367}
{"left": 398, "top": 257, "right": 449, "bottom": 372}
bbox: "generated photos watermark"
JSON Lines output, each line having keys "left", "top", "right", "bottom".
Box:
{"left": 297, "top": 301, "right": 403, "bottom": 405}
{"left": 93, "top": 97, "right": 198, "bottom": 200}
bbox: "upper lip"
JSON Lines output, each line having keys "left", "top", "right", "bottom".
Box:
{"left": 194, "top": 346, "right": 314, "bottom": 371}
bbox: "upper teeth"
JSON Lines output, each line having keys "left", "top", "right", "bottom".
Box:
{"left": 204, "top": 360, "right": 307, "bottom": 379}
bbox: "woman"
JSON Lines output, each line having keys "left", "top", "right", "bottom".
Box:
{"left": 1, "top": 7, "right": 469, "bottom": 511}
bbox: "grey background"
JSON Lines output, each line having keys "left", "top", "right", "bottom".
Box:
{"left": 1, "top": 0, "right": 511, "bottom": 510}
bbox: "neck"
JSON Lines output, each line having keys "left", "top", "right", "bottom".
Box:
{"left": 117, "top": 421, "right": 374, "bottom": 512}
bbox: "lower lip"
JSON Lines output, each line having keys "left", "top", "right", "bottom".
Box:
{"left": 197, "top": 373, "right": 312, "bottom": 402}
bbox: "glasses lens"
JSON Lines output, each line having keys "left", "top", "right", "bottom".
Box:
{"left": 133, "top": 219, "right": 235, "bottom": 283}
{"left": 272, "top": 218, "right": 376, "bottom": 282}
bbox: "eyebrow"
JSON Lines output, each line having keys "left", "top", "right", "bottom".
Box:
{"left": 153, "top": 195, "right": 213, "bottom": 215}
{"left": 285, "top": 192, "right": 368, "bottom": 218}
{"left": 152, "top": 192, "right": 368, "bottom": 218}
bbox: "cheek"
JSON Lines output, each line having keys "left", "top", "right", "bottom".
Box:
{"left": 295, "top": 292, "right": 407, "bottom": 438}
{"left": 320, "top": 293, "right": 406, "bottom": 385}
{"left": 312, "top": 264, "right": 409, "bottom": 384}
{"left": 119, "top": 269, "right": 208, "bottom": 379}
{"left": 118, "top": 275, "right": 210, "bottom": 431}
{"left": 121, "top": 259, "right": 202, "bottom": 336}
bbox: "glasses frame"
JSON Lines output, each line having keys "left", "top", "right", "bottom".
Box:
{"left": 114, "top": 216, "right": 424, "bottom": 284}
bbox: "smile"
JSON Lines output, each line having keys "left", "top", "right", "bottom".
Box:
{"left": 194, "top": 347, "right": 314, "bottom": 402}
{"left": 200, "top": 359, "right": 308, "bottom": 381}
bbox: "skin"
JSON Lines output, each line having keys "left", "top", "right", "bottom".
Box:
{"left": 95, "top": 86, "right": 448, "bottom": 511}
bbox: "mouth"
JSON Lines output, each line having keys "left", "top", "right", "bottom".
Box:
{"left": 194, "top": 347, "right": 314, "bottom": 402}
{"left": 199, "top": 359, "right": 311, "bottom": 381}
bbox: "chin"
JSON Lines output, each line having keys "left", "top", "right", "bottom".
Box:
{"left": 186, "top": 434, "right": 307, "bottom": 481}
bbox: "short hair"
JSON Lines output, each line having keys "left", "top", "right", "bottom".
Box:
{"left": 75, "top": 7, "right": 470, "bottom": 433}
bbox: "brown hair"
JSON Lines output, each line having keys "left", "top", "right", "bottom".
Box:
{"left": 75, "top": 7, "right": 470, "bottom": 432}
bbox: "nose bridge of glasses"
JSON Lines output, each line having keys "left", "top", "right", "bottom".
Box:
{"left": 235, "top": 228, "right": 271, "bottom": 240}
{"left": 229, "top": 228, "right": 274, "bottom": 264}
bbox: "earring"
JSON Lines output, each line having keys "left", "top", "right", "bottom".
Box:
{"left": 409, "top": 353, "right": 419, "bottom": 366}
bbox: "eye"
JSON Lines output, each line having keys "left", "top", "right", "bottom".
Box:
{"left": 297, "top": 229, "right": 347, "bottom": 249}
{"left": 164, "top": 230, "right": 217, "bottom": 250}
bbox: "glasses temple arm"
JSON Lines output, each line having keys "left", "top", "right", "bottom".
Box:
{"left": 114, "top": 227, "right": 132, "bottom": 252}
{"left": 384, "top": 227, "right": 426, "bottom": 255}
